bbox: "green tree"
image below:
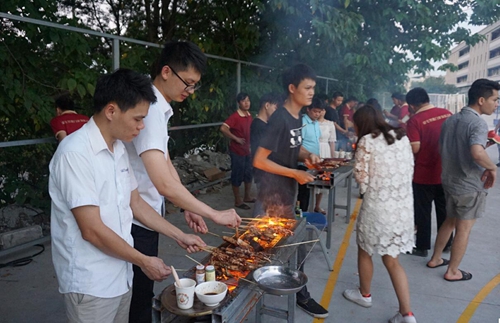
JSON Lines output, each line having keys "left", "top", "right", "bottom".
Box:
{"left": 411, "top": 76, "right": 459, "bottom": 94}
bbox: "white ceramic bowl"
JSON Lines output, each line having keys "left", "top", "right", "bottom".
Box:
{"left": 194, "top": 281, "right": 228, "bottom": 306}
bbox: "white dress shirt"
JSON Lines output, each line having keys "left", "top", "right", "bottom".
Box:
{"left": 124, "top": 85, "right": 173, "bottom": 230}
{"left": 49, "top": 117, "right": 137, "bottom": 298}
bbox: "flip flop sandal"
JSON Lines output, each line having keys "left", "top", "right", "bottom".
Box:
{"left": 235, "top": 203, "right": 251, "bottom": 210}
{"left": 243, "top": 198, "right": 256, "bottom": 203}
{"left": 444, "top": 269, "right": 472, "bottom": 282}
{"left": 426, "top": 258, "right": 450, "bottom": 269}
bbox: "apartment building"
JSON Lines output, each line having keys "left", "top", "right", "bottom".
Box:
{"left": 445, "top": 20, "right": 500, "bottom": 93}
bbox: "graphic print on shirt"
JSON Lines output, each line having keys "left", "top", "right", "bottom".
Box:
{"left": 289, "top": 126, "right": 303, "bottom": 148}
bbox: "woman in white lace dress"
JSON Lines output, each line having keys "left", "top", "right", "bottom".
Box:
{"left": 313, "top": 108, "right": 336, "bottom": 213}
{"left": 343, "top": 105, "right": 417, "bottom": 323}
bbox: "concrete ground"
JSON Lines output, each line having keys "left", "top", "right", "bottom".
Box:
{"left": 1, "top": 114, "right": 500, "bottom": 323}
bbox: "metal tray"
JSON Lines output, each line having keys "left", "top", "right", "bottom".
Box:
{"left": 252, "top": 265, "right": 308, "bottom": 295}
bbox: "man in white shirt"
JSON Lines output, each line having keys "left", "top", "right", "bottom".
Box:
{"left": 49, "top": 68, "right": 206, "bottom": 323}
{"left": 125, "top": 41, "right": 241, "bottom": 322}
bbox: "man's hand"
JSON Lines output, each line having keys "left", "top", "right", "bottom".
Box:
{"left": 184, "top": 211, "right": 208, "bottom": 233}
{"left": 211, "top": 209, "right": 242, "bottom": 228}
{"left": 482, "top": 169, "right": 497, "bottom": 189}
{"left": 234, "top": 137, "right": 245, "bottom": 145}
{"left": 176, "top": 234, "right": 206, "bottom": 253}
{"left": 307, "top": 153, "right": 321, "bottom": 165}
{"left": 293, "top": 169, "right": 315, "bottom": 185}
{"left": 140, "top": 257, "right": 171, "bottom": 282}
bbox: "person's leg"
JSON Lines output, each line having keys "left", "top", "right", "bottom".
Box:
{"left": 129, "top": 225, "right": 159, "bottom": 323}
{"left": 382, "top": 255, "right": 411, "bottom": 315}
{"left": 412, "top": 183, "right": 433, "bottom": 252}
{"left": 230, "top": 152, "right": 244, "bottom": 206}
{"left": 435, "top": 184, "right": 453, "bottom": 250}
{"left": 427, "top": 216, "right": 455, "bottom": 267}
{"left": 358, "top": 246, "right": 373, "bottom": 295}
{"left": 296, "top": 244, "right": 310, "bottom": 302}
{"left": 114, "top": 289, "right": 133, "bottom": 323}
{"left": 497, "top": 143, "right": 500, "bottom": 164}
{"left": 243, "top": 155, "right": 254, "bottom": 202}
{"left": 64, "top": 291, "right": 129, "bottom": 323}
{"left": 297, "top": 165, "right": 310, "bottom": 211}
{"left": 314, "top": 193, "right": 324, "bottom": 213}
{"left": 444, "top": 218, "right": 476, "bottom": 280}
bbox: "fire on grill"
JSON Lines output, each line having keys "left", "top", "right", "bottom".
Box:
{"left": 208, "top": 216, "right": 296, "bottom": 284}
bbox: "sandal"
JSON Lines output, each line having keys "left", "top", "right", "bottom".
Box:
{"left": 444, "top": 269, "right": 472, "bottom": 282}
{"left": 314, "top": 207, "right": 327, "bottom": 215}
{"left": 426, "top": 258, "right": 449, "bottom": 269}
{"left": 235, "top": 203, "right": 251, "bottom": 210}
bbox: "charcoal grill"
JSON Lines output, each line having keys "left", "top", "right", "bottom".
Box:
{"left": 153, "top": 218, "right": 306, "bottom": 323}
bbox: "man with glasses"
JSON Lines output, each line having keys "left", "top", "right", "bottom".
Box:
{"left": 124, "top": 41, "right": 241, "bottom": 323}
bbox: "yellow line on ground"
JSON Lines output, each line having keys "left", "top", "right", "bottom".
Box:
{"left": 313, "top": 198, "right": 363, "bottom": 323}
{"left": 456, "top": 273, "right": 500, "bottom": 323}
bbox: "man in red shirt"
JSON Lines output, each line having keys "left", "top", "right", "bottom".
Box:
{"left": 220, "top": 92, "right": 254, "bottom": 209}
{"left": 50, "top": 95, "right": 89, "bottom": 142}
{"left": 406, "top": 87, "right": 453, "bottom": 257}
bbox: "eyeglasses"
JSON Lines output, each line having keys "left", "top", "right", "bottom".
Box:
{"left": 169, "top": 66, "right": 201, "bottom": 92}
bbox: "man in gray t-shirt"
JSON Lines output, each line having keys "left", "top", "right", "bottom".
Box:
{"left": 427, "top": 79, "right": 499, "bottom": 282}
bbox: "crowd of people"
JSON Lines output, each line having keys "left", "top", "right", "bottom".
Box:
{"left": 47, "top": 39, "right": 500, "bottom": 323}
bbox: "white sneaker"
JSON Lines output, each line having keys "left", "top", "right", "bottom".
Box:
{"left": 388, "top": 312, "right": 417, "bottom": 323}
{"left": 342, "top": 288, "right": 372, "bottom": 308}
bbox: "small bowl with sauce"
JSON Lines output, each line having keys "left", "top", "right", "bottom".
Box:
{"left": 194, "top": 281, "right": 228, "bottom": 307}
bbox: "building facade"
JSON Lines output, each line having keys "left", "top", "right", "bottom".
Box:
{"left": 445, "top": 20, "right": 500, "bottom": 93}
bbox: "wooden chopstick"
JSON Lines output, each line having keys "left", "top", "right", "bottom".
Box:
{"left": 185, "top": 255, "right": 203, "bottom": 265}
{"left": 206, "top": 231, "right": 222, "bottom": 238}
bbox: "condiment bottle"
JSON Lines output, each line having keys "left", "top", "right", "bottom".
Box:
{"left": 205, "top": 265, "right": 216, "bottom": 281}
{"left": 295, "top": 201, "right": 303, "bottom": 219}
{"left": 195, "top": 265, "right": 205, "bottom": 284}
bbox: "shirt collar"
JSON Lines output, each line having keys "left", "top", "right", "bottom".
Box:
{"left": 303, "top": 114, "right": 316, "bottom": 124}
{"left": 237, "top": 109, "right": 251, "bottom": 117}
{"left": 86, "top": 117, "right": 124, "bottom": 157}
{"left": 152, "top": 85, "right": 173, "bottom": 116}
{"left": 60, "top": 110, "right": 78, "bottom": 115}
{"left": 463, "top": 106, "right": 480, "bottom": 117}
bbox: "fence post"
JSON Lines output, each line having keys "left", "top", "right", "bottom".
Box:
{"left": 113, "top": 38, "right": 120, "bottom": 70}
{"left": 236, "top": 62, "right": 241, "bottom": 95}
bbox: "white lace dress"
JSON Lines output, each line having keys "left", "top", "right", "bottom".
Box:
{"left": 354, "top": 131, "right": 414, "bottom": 257}
{"left": 318, "top": 120, "right": 336, "bottom": 158}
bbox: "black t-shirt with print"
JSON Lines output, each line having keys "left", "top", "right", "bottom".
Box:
{"left": 256, "top": 106, "right": 302, "bottom": 212}
{"left": 250, "top": 118, "right": 268, "bottom": 183}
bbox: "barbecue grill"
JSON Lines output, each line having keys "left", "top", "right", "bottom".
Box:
{"left": 153, "top": 218, "right": 307, "bottom": 323}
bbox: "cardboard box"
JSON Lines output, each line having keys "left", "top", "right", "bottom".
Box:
{"left": 203, "top": 167, "right": 226, "bottom": 181}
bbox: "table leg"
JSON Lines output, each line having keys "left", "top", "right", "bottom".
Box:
{"left": 326, "top": 188, "right": 335, "bottom": 249}
{"left": 346, "top": 173, "right": 353, "bottom": 223}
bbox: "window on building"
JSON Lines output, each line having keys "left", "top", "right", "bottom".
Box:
{"left": 457, "top": 75, "right": 467, "bottom": 83}
{"left": 492, "top": 29, "right": 500, "bottom": 41}
{"left": 488, "top": 66, "right": 500, "bottom": 77}
{"left": 458, "top": 61, "right": 469, "bottom": 69}
{"left": 490, "top": 47, "right": 500, "bottom": 59}
{"left": 459, "top": 46, "right": 470, "bottom": 57}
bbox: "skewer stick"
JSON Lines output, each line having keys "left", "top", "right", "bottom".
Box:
{"left": 200, "top": 247, "right": 214, "bottom": 253}
{"left": 239, "top": 277, "right": 257, "bottom": 285}
{"left": 206, "top": 231, "right": 222, "bottom": 238}
{"left": 185, "top": 255, "right": 203, "bottom": 265}
{"left": 235, "top": 226, "right": 239, "bottom": 239}
{"left": 275, "top": 239, "right": 320, "bottom": 248}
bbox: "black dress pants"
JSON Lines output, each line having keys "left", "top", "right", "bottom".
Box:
{"left": 129, "top": 224, "right": 159, "bottom": 323}
{"left": 297, "top": 165, "right": 311, "bottom": 212}
{"left": 413, "top": 182, "right": 452, "bottom": 250}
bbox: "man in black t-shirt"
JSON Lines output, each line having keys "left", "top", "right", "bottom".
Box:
{"left": 250, "top": 93, "right": 281, "bottom": 185}
{"left": 325, "top": 91, "right": 349, "bottom": 150}
{"left": 253, "top": 64, "right": 329, "bottom": 319}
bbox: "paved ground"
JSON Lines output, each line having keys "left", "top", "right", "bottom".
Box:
{"left": 1, "top": 114, "right": 500, "bottom": 323}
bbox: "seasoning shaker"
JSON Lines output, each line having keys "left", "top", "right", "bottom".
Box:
{"left": 205, "top": 265, "right": 216, "bottom": 281}
{"left": 195, "top": 265, "right": 206, "bottom": 284}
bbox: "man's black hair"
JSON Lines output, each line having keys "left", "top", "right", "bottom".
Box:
{"left": 468, "top": 79, "right": 500, "bottom": 105}
{"left": 236, "top": 92, "right": 249, "bottom": 103}
{"left": 281, "top": 63, "right": 316, "bottom": 94}
{"left": 406, "top": 87, "right": 430, "bottom": 106}
{"left": 151, "top": 41, "right": 207, "bottom": 78}
{"left": 346, "top": 96, "right": 358, "bottom": 103}
{"left": 259, "top": 92, "right": 282, "bottom": 109}
{"left": 308, "top": 97, "right": 327, "bottom": 110}
{"left": 331, "top": 91, "right": 344, "bottom": 99}
{"left": 391, "top": 92, "right": 401, "bottom": 99}
{"left": 93, "top": 68, "right": 157, "bottom": 113}
{"left": 55, "top": 94, "right": 75, "bottom": 111}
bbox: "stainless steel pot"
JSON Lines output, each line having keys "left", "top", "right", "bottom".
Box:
{"left": 252, "top": 265, "right": 308, "bottom": 295}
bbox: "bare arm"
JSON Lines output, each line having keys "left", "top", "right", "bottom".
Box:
{"left": 220, "top": 125, "right": 245, "bottom": 145}
{"left": 72, "top": 205, "right": 170, "bottom": 281}
{"left": 410, "top": 142, "right": 421, "bottom": 154}
{"left": 253, "top": 147, "right": 314, "bottom": 185}
{"left": 130, "top": 189, "right": 206, "bottom": 253}
{"left": 329, "top": 142, "right": 336, "bottom": 156}
{"left": 334, "top": 122, "right": 348, "bottom": 134}
{"left": 140, "top": 149, "right": 241, "bottom": 227}
{"left": 55, "top": 131, "right": 67, "bottom": 142}
{"left": 471, "top": 144, "right": 497, "bottom": 188}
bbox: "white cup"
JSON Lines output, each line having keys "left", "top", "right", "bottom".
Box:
{"left": 333, "top": 151, "right": 340, "bottom": 158}
{"left": 345, "top": 152, "right": 352, "bottom": 159}
{"left": 175, "top": 278, "right": 196, "bottom": 309}
{"left": 339, "top": 151, "right": 346, "bottom": 158}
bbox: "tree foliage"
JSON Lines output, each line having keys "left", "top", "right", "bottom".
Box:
{"left": 410, "top": 76, "right": 459, "bottom": 94}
